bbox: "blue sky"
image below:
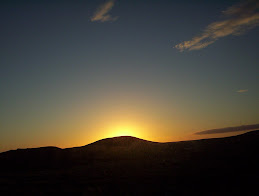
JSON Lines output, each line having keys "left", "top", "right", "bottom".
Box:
{"left": 0, "top": 0, "right": 258, "bottom": 151}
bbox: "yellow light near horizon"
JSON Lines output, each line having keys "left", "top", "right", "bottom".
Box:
{"left": 104, "top": 124, "right": 143, "bottom": 138}
{"left": 112, "top": 127, "right": 135, "bottom": 137}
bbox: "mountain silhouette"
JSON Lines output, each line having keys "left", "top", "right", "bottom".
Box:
{"left": 0, "top": 130, "right": 258, "bottom": 195}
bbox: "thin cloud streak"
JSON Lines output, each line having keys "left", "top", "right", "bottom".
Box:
{"left": 91, "top": 0, "right": 117, "bottom": 22}
{"left": 237, "top": 89, "right": 248, "bottom": 93}
{"left": 195, "top": 124, "right": 259, "bottom": 135}
{"left": 175, "top": 0, "right": 259, "bottom": 51}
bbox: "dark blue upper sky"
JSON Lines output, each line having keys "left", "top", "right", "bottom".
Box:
{"left": 0, "top": 0, "right": 258, "bottom": 151}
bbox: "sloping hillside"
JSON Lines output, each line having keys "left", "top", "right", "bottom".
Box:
{"left": 0, "top": 130, "right": 258, "bottom": 195}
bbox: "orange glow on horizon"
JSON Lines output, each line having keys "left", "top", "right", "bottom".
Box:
{"left": 104, "top": 123, "right": 144, "bottom": 138}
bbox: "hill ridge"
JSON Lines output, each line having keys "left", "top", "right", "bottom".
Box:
{"left": 1, "top": 130, "right": 258, "bottom": 154}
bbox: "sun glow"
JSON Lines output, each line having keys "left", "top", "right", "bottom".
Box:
{"left": 112, "top": 127, "right": 135, "bottom": 137}
{"left": 104, "top": 123, "right": 144, "bottom": 138}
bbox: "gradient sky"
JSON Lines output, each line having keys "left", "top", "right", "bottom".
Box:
{"left": 1, "top": 0, "right": 259, "bottom": 152}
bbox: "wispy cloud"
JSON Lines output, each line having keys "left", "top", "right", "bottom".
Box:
{"left": 237, "top": 89, "right": 248, "bottom": 93}
{"left": 91, "top": 0, "right": 118, "bottom": 22}
{"left": 195, "top": 124, "right": 259, "bottom": 135}
{"left": 175, "top": 0, "right": 259, "bottom": 51}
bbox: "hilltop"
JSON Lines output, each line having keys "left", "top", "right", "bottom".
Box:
{"left": 0, "top": 130, "right": 258, "bottom": 195}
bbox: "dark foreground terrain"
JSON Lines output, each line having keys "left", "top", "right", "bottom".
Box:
{"left": 1, "top": 130, "right": 259, "bottom": 195}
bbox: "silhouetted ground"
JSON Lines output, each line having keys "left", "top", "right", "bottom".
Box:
{"left": 0, "top": 130, "right": 258, "bottom": 195}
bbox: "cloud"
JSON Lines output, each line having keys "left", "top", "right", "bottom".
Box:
{"left": 175, "top": 0, "right": 259, "bottom": 51}
{"left": 237, "top": 89, "right": 248, "bottom": 93}
{"left": 195, "top": 124, "right": 259, "bottom": 135}
{"left": 91, "top": 0, "right": 118, "bottom": 22}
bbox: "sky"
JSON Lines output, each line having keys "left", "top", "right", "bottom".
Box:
{"left": 0, "top": 0, "right": 259, "bottom": 152}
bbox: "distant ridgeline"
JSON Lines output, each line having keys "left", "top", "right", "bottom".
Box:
{"left": 0, "top": 130, "right": 258, "bottom": 195}
{"left": 1, "top": 130, "right": 258, "bottom": 169}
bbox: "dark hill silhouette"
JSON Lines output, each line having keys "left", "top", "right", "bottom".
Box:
{"left": 64, "top": 136, "right": 163, "bottom": 161}
{"left": 0, "top": 130, "right": 258, "bottom": 195}
{"left": 86, "top": 135, "right": 156, "bottom": 146}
